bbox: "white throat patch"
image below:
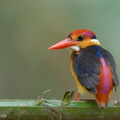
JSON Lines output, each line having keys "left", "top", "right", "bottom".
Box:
{"left": 68, "top": 46, "right": 80, "bottom": 52}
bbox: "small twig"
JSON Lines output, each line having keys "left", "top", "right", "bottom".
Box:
{"left": 43, "top": 89, "right": 51, "bottom": 94}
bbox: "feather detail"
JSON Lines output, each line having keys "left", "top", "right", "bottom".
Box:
{"left": 70, "top": 52, "right": 87, "bottom": 94}
{"left": 95, "top": 58, "right": 113, "bottom": 107}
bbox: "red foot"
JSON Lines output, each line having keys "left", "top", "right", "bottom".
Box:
{"left": 75, "top": 92, "right": 80, "bottom": 101}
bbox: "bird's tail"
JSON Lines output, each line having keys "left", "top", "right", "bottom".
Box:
{"left": 95, "top": 92, "right": 111, "bottom": 108}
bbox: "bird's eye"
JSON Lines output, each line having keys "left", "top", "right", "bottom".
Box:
{"left": 77, "top": 35, "right": 85, "bottom": 41}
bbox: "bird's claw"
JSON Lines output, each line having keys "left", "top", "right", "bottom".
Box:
{"left": 75, "top": 92, "right": 80, "bottom": 101}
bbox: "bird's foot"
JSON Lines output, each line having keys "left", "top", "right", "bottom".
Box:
{"left": 75, "top": 92, "right": 80, "bottom": 101}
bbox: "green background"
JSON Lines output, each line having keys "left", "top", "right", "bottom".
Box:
{"left": 0, "top": 0, "right": 120, "bottom": 100}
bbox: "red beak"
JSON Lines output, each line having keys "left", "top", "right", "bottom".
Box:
{"left": 48, "top": 38, "right": 76, "bottom": 50}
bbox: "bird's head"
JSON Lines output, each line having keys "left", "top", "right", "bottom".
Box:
{"left": 48, "top": 29, "right": 101, "bottom": 51}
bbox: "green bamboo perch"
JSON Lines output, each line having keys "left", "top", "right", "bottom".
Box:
{"left": 0, "top": 99, "right": 119, "bottom": 120}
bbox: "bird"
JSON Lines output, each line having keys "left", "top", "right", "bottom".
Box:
{"left": 48, "top": 29, "right": 119, "bottom": 107}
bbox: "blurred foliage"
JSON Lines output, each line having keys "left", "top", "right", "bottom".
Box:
{"left": 0, "top": 0, "right": 120, "bottom": 99}
{"left": 61, "top": 89, "right": 75, "bottom": 106}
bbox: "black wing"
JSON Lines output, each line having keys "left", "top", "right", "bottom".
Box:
{"left": 73, "top": 45, "right": 119, "bottom": 94}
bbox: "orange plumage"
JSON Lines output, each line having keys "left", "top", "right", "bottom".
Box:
{"left": 95, "top": 58, "right": 113, "bottom": 107}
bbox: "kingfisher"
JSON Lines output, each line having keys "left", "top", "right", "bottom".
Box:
{"left": 48, "top": 29, "right": 119, "bottom": 107}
